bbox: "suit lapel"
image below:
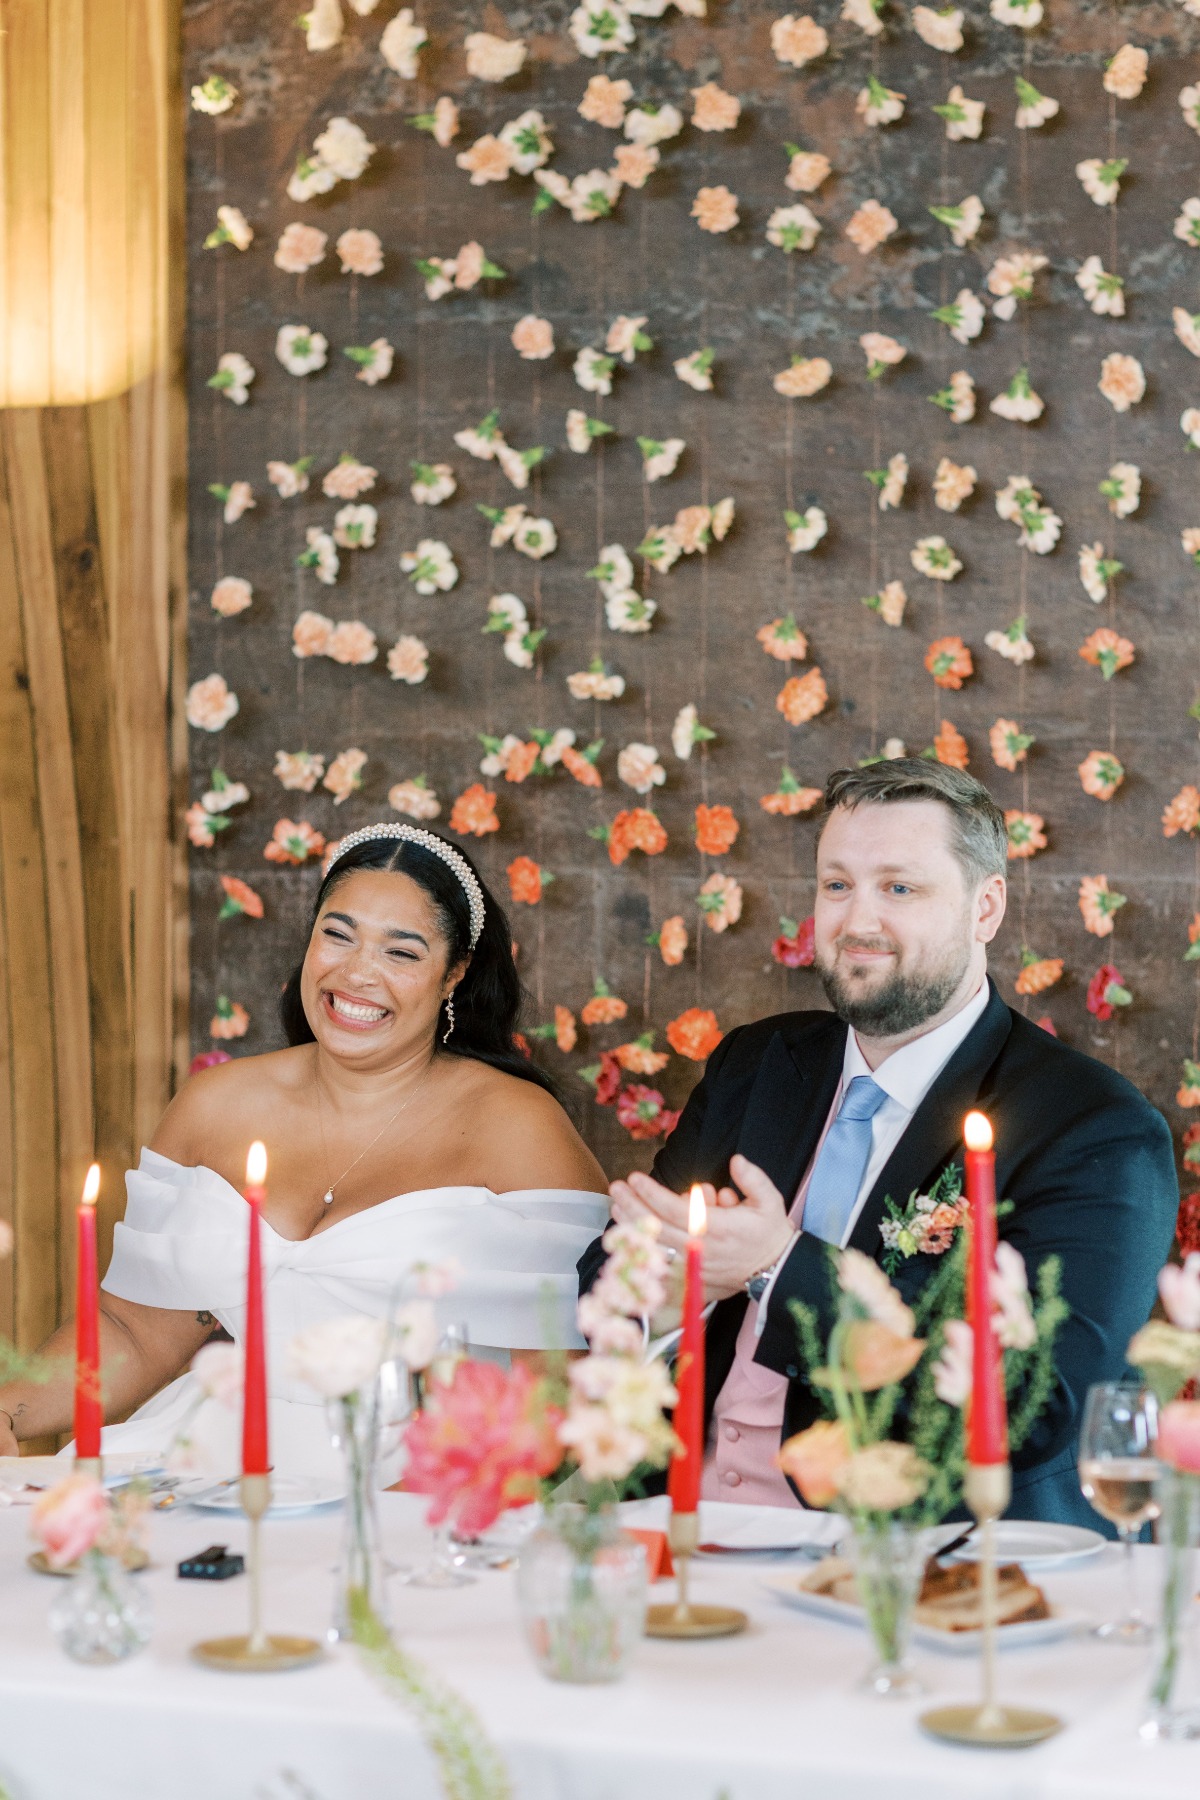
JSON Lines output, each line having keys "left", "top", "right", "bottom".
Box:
{"left": 736, "top": 1014, "right": 846, "bottom": 1205}
{"left": 847, "top": 981, "right": 1014, "bottom": 1258}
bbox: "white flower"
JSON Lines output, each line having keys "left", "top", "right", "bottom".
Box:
{"left": 305, "top": 0, "right": 344, "bottom": 51}
{"left": 454, "top": 414, "right": 503, "bottom": 462}
{"left": 1159, "top": 1254, "right": 1200, "bottom": 1332}
{"left": 591, "top": 544, "right": 634, "bottom": 598}
{"left": 929, "top": 369, "right": 976, "bottom": 423}
{"left": 300, "top": 527, "right": 340, "bottom": 585}
{"left": 569, "top": 0, "right": 636, "bottom": 57}
{"left": 675, "top": 348, "right": 715, "bottom": 391}
{"left": 400, "top": 539, "right": 458, "bottom": 593}
{"left": 487, "top": 504, "right": 527, "bottom": 547}
{"left": 861, "top": 332, "right": 907, "bottom": 378}
{"left": 333, "top": 503, "right": 377, "bottom": 549}
{"left": 488, "top": 592, "right": 528, "bottom": 634}
{"left": 935, "top": 85, "right": 984, "bottom": 140}
{"left": 419, "top": 256, "right": 456, "bottom": 300}
{"left": 1076, "top": 254, "right": 1125, "bottom": 317}
{"left": 1101, "top": 461, "right": 1141, "bottom": 517}
{"left": 671, "top": 703, "right": 709, "bottom": 760}
{"left": 287, "top": 1316, "right": 392, "bottom": 1398}
{"left": 515, "top": 516, "right": 557, "bottom": 559}
{"left": 606, "top": 589, "right": 656, "bottom": 632}
{"left": 542, "top": 167, "right": 624, "bottom": 222}
{"left": 567, "top": 663, "right": 626, "bottom": 700}
{"left": 499, "top": 110, "right": 553, "bottom": 174}
{"left": 932, "top": 1319, "right": 973, "bottom": 1407}
{"left": 410, "top": 461, "right": 456, "bottom": 505}
{"left": 1182, "top": 408, "right": 1200, "bottom": 450}
{"left": 386, "top": 634, "right": 429, "bottom": 684}
{"left": 275, "top": 324, "right": 328, "bottom": 376}
{"left": 567, "top": 409, "right": 610, "bottom": 453}
{"left": 1021, "top": 507, "right": 1060, "bottom": 554}
{"left": 987, "top": 252, "right": 1047, "bottom": 314}
{"left": 380, "top": 7, "right": 427, "bottom": 76}
{"left": 766, "top": 203, "right": 822, "bottom": 253}
{"left": 322, "top": 456, "right": 377, "bottom": 500}
{"left": 287, "top": 155, "right": 338, "bottom": 202}
{"left": 480, "top": 733, "right": 524, "bottom": 777}
{"left": 990, "top": 0, "right": 1041, "bottom": 25}
{"left": 640, "top": 437, "right": 684, "bottom": 482}
{"left": 211, "top": 479, "right": 255, "bottom": 524}
{"left": 841, "top": 0, "right": 884, "bottom": 35}
{"left": 574, "top": 346, "right": 617, "bottom": 395}
{"left": 503, "top": 632, "right": 536, "bottom": 670}
{"left": 1014, "top": 75, "right": 1058, "bottom": 126}
{"left": 539, "top": 729, "right": 576, "bottom": 768}
{"left": 876, "top": 453, "right": 908, "bottom": 511}
{"left": 205, "top": 205, "right": 254, "bottom": 251}
{"left": 1076, "top": 157, "right": 1126, "bottom": 206}
{"left": 857, "top": 76, "right": 906, "bottom": 127}
{"left": 1099, "top": 352, "right": 1145, "bottom": 412}
{"left": 1104, "top": 43, "right": 1148, "bottom": 100}
{"left": 275, "top": 748, "right": 325, "bottom": 791}
{"left": 496, "top": 441, "right": 541, "bottom": 491}
{"left": 464, "top": 30, "right": 527, "bottom": 80}
{"left": 837, "top": 1247, "right": 916, "bottom": 1337}
{"left": 995, "top": 476, "right": 1059, "bottom": 551}
{"left": 911, "top": 535, "right": 962, "bottom": 580}
{"left": 1078, "top": 543, "right": 1117, "bottom": 603}
{"left": 786, "top": 505, "right": 828, "bottom": 550}
{"left": 617, "top": 742, "right": 665, "bottom": 793}
{"left": 930, "top": 194, "right": 983, "bottom": 246}
{"left": 912, "top": 6, "right": 964, "bottom": 50}
{"left": 991, "top": 1242, "right": 1036, "bottom": 1350}
{"left": 267, "top": 458, "right": 311, "bottom": 498}
{"left": 625, "top": 103, "right": 683, "bottom": 145}
{"left": 201, "top": 775, "right": 250, "bottom": 814}
{"left": 990, "top": 367, "right": 1044, "bottom": 422}
{"left": 1175, "top": 199, "right": 1200, "bottom": 249}
{"left": 986, "top": 619, "right": 1034, "bottom": 664}
{"left": 191, "top": 1342, "right": 244, "bottom": 1407}
{"left": 314, "top": 116, "right": 375, "bottom": 180}
{"left": 1175, "top": 308, "right": 1200, "bottom": 358}
{"left": 933, "top": 457, "right": 976, "bottom": 512}
{"left": 192, "top": 74, "right": 237, "bottom": 114}
{"left": 932, "top": 288, "right": 985, "bottom": 346}
{"left": 393, "top": 1300, "right": 438, "bottom": 1372}
{"left": 346, "top": 338, "right": 394, "bottom": 385}
{"left": 1181, "top": 85, "right": 1200, "bottom": 136}
{"left": 606, "top": 315, "right": 652, "bottom": 363}
{"left": 208, "top": 351, "right": 255, "bottom": 405}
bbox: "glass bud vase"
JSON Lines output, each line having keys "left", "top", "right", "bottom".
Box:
{"left": 49, "top": 1550, "right": 152, "bottom": 1664}
{"left": 516, "top": 1502, "right": 647, "bottom": 1683}
{"left": 846, "top": 1515, "right": 926, "bottom": 1698}
{"left": 1143, "top": 1468, "right": 1200, "bottom": 1740}
{"left": 328, "top": 1379, "right": 390, "bottom": 1644}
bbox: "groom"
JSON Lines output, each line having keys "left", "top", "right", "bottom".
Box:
{"left": 579, "top": 760, "right": 1178, "bottom": 1526}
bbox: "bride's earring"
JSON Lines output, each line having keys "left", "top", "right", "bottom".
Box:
{"left": 442, "top": 992, "right": 456, "bottom": 1045}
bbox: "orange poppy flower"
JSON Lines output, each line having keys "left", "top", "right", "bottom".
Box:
{"left": 776, "top": 668, "right": 828, "bottom": 726}
{"left": 561, "top": 744, "right": 603, "bottom": 788}
{"left": 1078, "top": 750, "right": 1124, "bottom": 801}
{"left": 1004, "top": 810, "right": 1046, "bottom": 860}
{"left": 933, "top": 720, "right": 969, "bottom": 770}
{"left": 1163, "top": 785, "right": 1200, "bottom": 839}
{"left": 263, "top": 818, "right": 326, "bottom": 865}
{"left": 666, "top": 1006, "right": 723, "bottom": 1061}
{"left": 219, "top": 875, "right": 264, "bottom": 920}
{"left": 504, "top": 741, "right": 540, "bottom": 784}
{"left": 608, "top": 807, "right": 668, "bottom": 865}
{"left": 613, "top": 1034, "right": 670, "bottom": 1075}
{"left": 756, "top": 615, "right": 809, "bottom": 662}
{"left": 506, "top": 855, "right": 544, "bottom": 905}
{"left": 925, "top": 637, "right": 973, "bottom": 690}
{"left": 449, "top": 783, "right": 500, "bottom": 837}
{"left": 1014, "top": 953, "right": 1063, "bottom": 997}
{"left": 989, "top": 719, "right": 1034, "bottom": 773}
{"left": 695, "top": 803, "right": 740, "bottom": 856}
{"left": 1079, "top": 628, "right": 1135, "bottom": 680}
{"left": 210, "top": 995, "right": 249, "bottom": 1040}
{"left": 1079, "top": 874, "right": 1126, "bottom": 938}
{"left": 657, "top": 915, "right": 689, "bottom": 966}
{"left": 581, "top": 982, "right": 628, "bottom": 1027}
{"left": 554, "top": 1005, "right": 577, "bottom": 1053}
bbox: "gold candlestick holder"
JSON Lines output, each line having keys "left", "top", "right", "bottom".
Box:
{"left": 192, "top": 1474, "right": 323, "bottom": 1672}
{"left": 644, "top": 1510, "right": 748, "bottom": 1640}
{"left": 920, "top": 1463, "right": 1062, "bottom": 1748}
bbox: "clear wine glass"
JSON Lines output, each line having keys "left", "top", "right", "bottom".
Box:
{"left": 1078, "top": 1381, "right": 1162, "bottom": 1644}
{"left": 401, "top": 1324, "right": 476, "bottom": 1589}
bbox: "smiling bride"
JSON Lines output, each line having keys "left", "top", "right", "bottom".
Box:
{"left": 0, "top": 825, "right": 610, "bottom": 1479}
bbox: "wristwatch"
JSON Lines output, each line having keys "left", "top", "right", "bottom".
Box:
{"left": 744, "top": 1269, "right": 772, "bottom": 1302}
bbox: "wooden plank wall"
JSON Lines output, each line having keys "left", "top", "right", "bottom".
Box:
{"left": 0, "top": 0, "right": 186, "bottom": 1360}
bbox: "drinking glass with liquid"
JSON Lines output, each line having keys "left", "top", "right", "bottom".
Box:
{"left": 1079, "top": 1382, "right": 1161, "bottom": 1644}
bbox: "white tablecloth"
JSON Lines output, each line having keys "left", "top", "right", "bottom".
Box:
{"left": 0, "top": 1492, "right": 1197, "bottom": 1800}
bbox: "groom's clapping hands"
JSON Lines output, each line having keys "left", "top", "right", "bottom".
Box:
{"left": 608, "top": 1153, "right": 796, "bottom": 1305}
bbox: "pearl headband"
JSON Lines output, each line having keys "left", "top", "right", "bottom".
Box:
{"left": 324, "top": 824, "right": 486, "bottom": 949}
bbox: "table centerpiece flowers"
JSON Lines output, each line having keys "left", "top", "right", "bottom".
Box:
{"left": 31, "top": 1474, "right": 152, "bottom": 1664}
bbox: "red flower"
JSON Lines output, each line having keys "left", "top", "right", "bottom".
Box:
{"left": 580, "top": 1050, "right": 623, "bottom": 1104}
{"left": 615, "top": 1085, "right": 682, "bottom": 1141}
{"left": 1086, "top": 963, "right": 1131, "bottom": 1022}
{"left": 188, "top": 1049, "right": 232, "bottom": 1076}
{"left": 666, "top": 1008, "right": 723, "bottom": 1061}
{"left": 772, "top": 915, "right": 815, "bottom": 968}
{"left": 402, "top": 1360, "right": 564, "bottom": 1538}
{"left": 1178, "top": 1192, "right": 1200, "bottom": 1257}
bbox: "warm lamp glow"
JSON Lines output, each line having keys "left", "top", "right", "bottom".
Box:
{"left": 963, "top": 1111, "right": 994, "bottom": 1153}
{"left": 81, "top": 1163, "right": 101, "bottom": 1208}
{"left": 246, "top": 1141, "right": 269, "bottom": 1187}
{"left": 688, "top": 1184, "right": 707, "bottom": 1237}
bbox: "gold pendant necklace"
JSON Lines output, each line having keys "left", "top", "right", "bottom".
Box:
{"left": 315, "top": 1060, "right": 431, "bottom": 1209}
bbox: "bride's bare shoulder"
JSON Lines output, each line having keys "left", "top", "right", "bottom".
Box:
{"left": 460, "top": 1062, "right": 607, "bottom": 1192}
{"left": 151, "top": 1047, "right": 312, "bottom": 1166}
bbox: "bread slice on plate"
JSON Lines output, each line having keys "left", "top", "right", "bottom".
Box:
{"left": 799, "top": 1552, "right": 1051, "bottom": 1634}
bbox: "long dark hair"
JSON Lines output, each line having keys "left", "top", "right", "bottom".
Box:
{"left": 279, "top": 833, "right": 555, "bottom": 1094}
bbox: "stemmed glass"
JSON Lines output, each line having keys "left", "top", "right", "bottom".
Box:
{"left": 1078, "top": 1381, "right": 1162, "bottom": 1643}
{"left": 402, "top": 1323, "right": 475, "bottom": 1589}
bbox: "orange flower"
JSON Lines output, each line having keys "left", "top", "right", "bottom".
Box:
{"left": 989, "top": 719, "right": 1033, "bottom": 773}
{"left": 581, "top": 983, "right": 628, "bottom": 1026}
{"left": 757, "top": 616, "right": 808, "bottom": 662}
{"left": 608, "top": 808, "right": 668, "bottom": 865}
{"left": 692, "top": 184, "right": 739, "bottom": 233}
{"left": 1163, "top": 786, "right": 1200, "bottom": 838}
{"left": 925, "top": 636, "right": 973, "bottom": 690}
{"left": 666, "top": 1007, "right": 723, "bottom": 1061}
{"left": 506, "top": 855, "right": 544, "bottom": 905}
{"left": 933, "top": 720, "right": 969, "bottom": 769}
{"left": 777, "top": 668, "right": 828, "bottom": 726}
{"left": 263, "top": 818, "right": 326, "bottom": 865}
{"left": 613, "top": 1034, "right": 670, "bottom": 1075}
{"left": 1014, "top": 953, "right": 1063, "bottom": 997}
{"left": 561, "top": 744, "right": 602, "bottom": 788}
{"left": 210, "top": 995, "right": 249, "bottom": 1040}
{"left": 1005, "top": 811, "right": 1046, "bottom": 860}
{"left": 761, "top": 781, "right": 822, "bottom": 815}
{"left": 218, "top": 875, "right": 264, "bottom": 919}
{"left": 657, "top": 915, "right": 688, "bottom": 966}
{"left": 504, "top": 742, "right": 540, "bottom": 784}
{"left": 1078, "top": 750, "right": 1124, "bottom": 800}
{"left": 449, "top": 783, "right": 500, "bottom": 837}
{"left": 777, "top": 1419, "right": 850, "bottom": 1508}
{"left": 1178, "top": 1060, "right": 1200, "bottom": 1107}
{"left": 843, "top": 1321, "right": 926, "bottom": 1393}
{"left": 695, "top": 803, "right": 740, "bottom": 856}
{"left": 1079, "top": 874, "right": 1126, "bottom": 938}
{"left": 554, "top": 1005, "right": 577, "bottom": 1053}
{"left": 1079, "top": 628, "right": 1135, "bottom": 680}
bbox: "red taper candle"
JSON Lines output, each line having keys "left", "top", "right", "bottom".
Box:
{"left": 668, "top": 1185, "right": 707, "bottom": 1514}
{"left": 963, "top": 1111, "right": 1008, "bottom": 1466}
{"left": 73, "top": 1163, "right": 103, "bottom": 1459}
{"left": 241, "top": 1141, "right": 271, "bottom": 1477}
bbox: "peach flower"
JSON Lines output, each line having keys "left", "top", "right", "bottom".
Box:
{"left": 1098, "top": 353, "right": 1145, "bottom": 413}
{"left": 1079, "top": 628, "right": 1134, "bottom": 679}
{"left": 698, "top": 872, "right": 743, "bottom": 932}
{"left": 449, "top": 784, "right": 499, "bottom": 837}
{"left": 579, "top": 74, "right": 631, "bottom": 128}
{"left": 326, "top": 621, "right": 378, "bottom": 665}
{"left": 581, "top": 987, "right": 628, "bottom": 1027}
{"left": 933, "top": 720, "right": 969, "bottom": 769}
{"left": 672, "top": 505, "right": 712, "bottom": 554}
{"left": 1103, "top": 44, "right": 1148, "bottom": 100}
{"left": 657, "top": 916, "right": 688, "bottom": 966}
{"left": 292, "top": 610, "right": 335, "bottom": 658}
{"left": 263, "top": 818, "right": 326, "bottom": 865}
{"left": 1015, "top": 955, "right": 1063, "bottom": 997}
{"left": 844, "top": 1321, "right": 925, "bottom": 1392}
{"left": 691, "top": 82, "right": 741, "bottom": 132}
{"left": 773, "top": 357, "right": 832, "bottom": 398}
{"left": 336, "top": 228, "right": 383, "bottom": 275}
{"left": 845, "top": 199, "right": 898, "bottom": 254}
{"left": 1078, "top": 750, "right": 1124, "bottom": 800}
{"left": 323, "top": 747, "right": 367, "bottom": 805}
{"left": 761, "top": 776, "right": 822, "bottom": 815}
{"left": 777, "top": 1419, "right": 849, "bottom": 1506}
{"left": 186, "top": 673, "right": 239, "bottom": 732}
{"left": 692, "top": 186, "right": 739, "bottom": 233}
{"left": 30, "top": 1475, "right": 110, "bottom": 1569}
{"left": 770, "top": 13, "right": 829, "bottom": 68}
{"left": 322, "top": 456, "right": 377, "bottom": 500}
{"left": 511, "top": 315, "right": 554, "bottom": 360}
{"left": 388, "top": 777, "right": 441, "bottom": 821}
{"left": 274, "top": 222, "right": 328, "bottom": 273}
{"left": 1005, "top": 810, "right": 1046, "bottom": 859}
{"left": 211, "top": 576, "right": 252, "bottom": 618}
{"left": 275, "top": 751, "right": 325, "bottom": 792}
{"left": 695, "top": 804, "right": 740, "bottom": 855}
{"left": 613, "top": 1036, "right": 669, "bottom": 1076}
{"left": 666, "top": 1007, "right": 723, "bottom": 1061}
{"left": 507, "top": 855, "right": 544, "bottom": 905}
{"left": 786, "top": 150, "right": 831, "bottom": 192}
{"left": 613, "top": 143, "right": 658, "bottom": 188}
{"left": 455, "top": 134, "right": 513, "bottom": 185}
{"left": 1079, "top": 874, "right": 1125, "bottom": 937}
{"left": 777, "top": 668, "right": 828, "bottom": 725}
{"left": 554, "top": 1005, "right": 577, "bottom": 1052}
{"left": 386, "top": 635, "right": 429, "bottom": 685}
{"left": 210, "top": 996, "right": 250, "bottom": 1039}
{"left": 757, "top": 616, "right": 808, "bottom": 661}
{"left": 1163, "top": 786, "right": 1200, "bottom": 838}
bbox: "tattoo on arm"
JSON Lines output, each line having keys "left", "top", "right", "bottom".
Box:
{"left": 196, "top": 1311, "right": 215, "bottom": 1330}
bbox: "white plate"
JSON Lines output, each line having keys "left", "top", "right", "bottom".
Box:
{"left": 931, "top": 1520, "right": 1106, "bottom": 1570}
{"left": 0, "top": 1453, "right": 163, "bottom": 1493}
{"left": 767, "top": 1578, "right": 1090, "bottom": 1655}
{"left": 183, "top": 1476, "right": 345, "bottom": 1518}
{"left": 697, "top": 1507, "right": 847, "bottom": 1558}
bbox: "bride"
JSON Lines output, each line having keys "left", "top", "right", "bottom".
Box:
{"left": 0, "top": 825, "right": 610, "bottom": 1479}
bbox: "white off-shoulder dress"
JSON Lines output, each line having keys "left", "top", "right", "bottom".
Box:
{"left": 92, "top": 1149, "right": 609, "bottom": 1480}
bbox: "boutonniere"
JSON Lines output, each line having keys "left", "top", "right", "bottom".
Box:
{"left": 880, "top": 1164, "right": 967, "bottom": 1274}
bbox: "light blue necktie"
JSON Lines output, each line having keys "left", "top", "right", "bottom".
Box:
{"left": 802, "top": 1075, "right": 889, "bottom": 1246}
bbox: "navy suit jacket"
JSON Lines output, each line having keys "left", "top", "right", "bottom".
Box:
{"left": 578, "top": 980, "right": 1178, "bottom": 1527}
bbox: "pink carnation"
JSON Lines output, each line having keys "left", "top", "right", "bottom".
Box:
{"left": 30, "top": 1475, "right": 109, "bottom": 1569}
{"left": 403, "top": 1360, "right": 563, "bottom": 1537}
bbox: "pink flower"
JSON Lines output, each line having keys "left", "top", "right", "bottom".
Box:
{"left": 274, "top": 222, "right": 327, "bottom": 274}
{"left": 615, "top": 1084, "right": 682, "bottom": 1141}
{"left": 336, "top": 228, "right": 384, "bottom": 276}
{"left": 325, "top": 621, "right": 378, "bottom": 665}
{"left": 292, "top": 610, "right": 335, "bottom": 659}
{"left": 1159, "top": 1401, "right": 1200, "bottom": 1474}
{"left": 190, "top": 1341, "right": 244, "bottom": 1408}
{"left": 511, "top": 314, "right": 554, "bottom": 360}
{"left": 322, "top": 457, "right": 377, "bottom": 500}
{"left": 186, "top": 673, "right": 239, "bottom": 732}
{"left": 403, "top": 1360, "right": 563, "bottom": 1537}
{"left": 932, "top": 1318, "right": 973, "bottom": 1406}
{"left": 210, "top": 575, "right": 252, "bottom": 618}
{"left": 30, "top": 1475, "right": 109, "bottom": 1569}
{"left": 1160, "top": 1254, "right": 1200, "bottom": 1331}
{"left": 188, "top": 1048, "right": 231, "bottom": 1075}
